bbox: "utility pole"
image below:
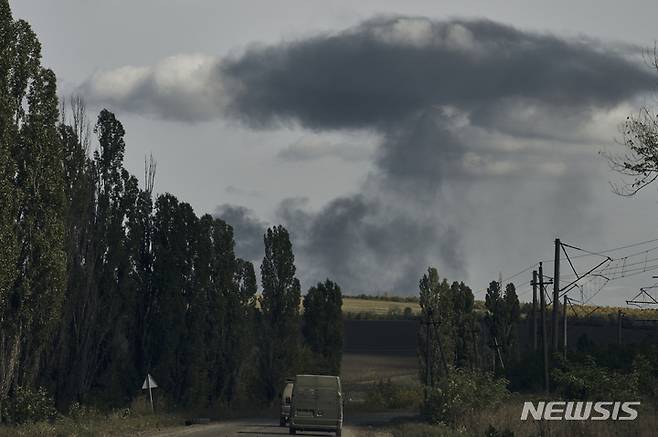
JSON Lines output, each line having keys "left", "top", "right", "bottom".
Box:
{"left": 562, "top": 295, "right": 567, "bottom": 359}
{"left": 424, "top": 308, "right": 449, "bottom": 403}
{"left": 539, "top": 262, "right": 549, "bottom": 393}
{"left": 435, "top": 320, "right": 450, "bottom": 377}
{"left": 553, "top": 238, "right": 560, "bottom": 353}
{"left": 532, "top": 270, "right": 538, "bottom": 351}
{"left": 425, "top": 308, "right": 432, "bottom": 402}
{"left": 470, "top": 327, "right": 480, "bottom": 370}
{"left": 617, "top": 310, "right": 623, "bottom": 345}
{"left": 493, "top": 336, "right": 505, "bottom": 370}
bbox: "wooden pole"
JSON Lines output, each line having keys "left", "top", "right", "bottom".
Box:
{"left": 425, "top": 312, "right": 432, "bottom": 402}
{"left": 493, "top": 336, "right": 505, "bottom": 370}
{"left": 532, "top": 270, "right": 538, "bottom": 351}
{"left": 434, "top": 317, "right": 449, "bottom": 377}
{"left": 553, "top": 238, "right": 560, "bottom": 353}
{"left": 539, "top": 262, "right": 549, "bottom": 393}
{"left": 563, "top": 295, "right": 568, "bottom": 359}
{"left": 147, "top": 375, "right": 154, "bottom": 413}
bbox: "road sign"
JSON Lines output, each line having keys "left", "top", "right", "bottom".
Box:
{"left": 142, "top": 374, "right": 158, "bottom": 389}
{"left": 141, "top": 373, "right": 158, "bottom": 412}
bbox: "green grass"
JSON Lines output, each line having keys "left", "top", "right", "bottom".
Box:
{"left": 0, "top": 410, "right": 182, "bottom": 437}
{"left": 254, "top": 294, "right": 422, "bottom": 316}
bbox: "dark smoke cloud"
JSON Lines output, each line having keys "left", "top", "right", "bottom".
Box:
{"left": 277, "top": 194, "right": 464, "bottom": 293}
{"left": 214, "top": 204, "right": 266, "bottom": 262}
{"left": 221, "top": 17, "right": 653, "bottom": 131}
{"left": 80, "top": 17, "right": 656, "bottom": 293}
{"left": 217, "top": 17, "right": 655, "bottom": 293}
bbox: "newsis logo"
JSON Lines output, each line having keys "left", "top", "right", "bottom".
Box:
{"left": 521, "top": 401, "right": 640, "bottom": 421}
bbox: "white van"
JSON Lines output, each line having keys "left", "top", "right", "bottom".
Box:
{"left": 280, "top": 380, "right": 294, "bottom": 426}
{"left": 289, "top": 375, "right": 343, "bottom": 436}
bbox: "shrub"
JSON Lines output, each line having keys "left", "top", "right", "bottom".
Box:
{"left": 505, "top": 352, "right": 544, "bottom": 392}
{"left": 632, "top": 354, "right": 658, "bottom": 401}
{"left": 67, "top": 401, "right": 100, "bottom": 421}
{"left": 484, "top": 425, "right": 514, "bottom": 437}
{"left": 424, "top": 369, "right": 509, "bottom": 425}
{"left": 551, "top": 357, "right": 639, "bottom": 400}
{"left": 366, "top": 378, "right": 422, "bottom": 409}
{"left": 390, "top": 422, "right": 455, "bottom": 437}
{"left": 3, "top": 386, "right": 57, "bottom": 424}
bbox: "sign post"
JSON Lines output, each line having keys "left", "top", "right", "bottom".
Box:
{"left": 141, "top": 373, "right": 158, "bottom": 413}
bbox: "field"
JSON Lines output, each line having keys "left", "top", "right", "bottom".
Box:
{"left": 255, "top": 295, "right": 422, "bottom": 316}
{"left": 342, "top": 295, "right": 658, "bottom": 322}
{"left": 342, "top": 297, "right": 421, "bottom": 316}
{"left": 341, "top": 354, "right": 419, "bottom": 387}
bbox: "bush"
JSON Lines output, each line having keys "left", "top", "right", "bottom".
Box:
{"left": 484, "top": 425, "right": 514, "bottom": 437}
{"left": 365, "top": 378, "right": 422, "bottom": 409}
{"left": 505, "top": 352, "right": 544, "bottom": 392}
{"left": 3, "top": 386, "right": 57, "bottom": 424}
{"left": 424, "top": 369, "right": 509, "bottom": 425}
{"left": 631, "top": 354, "right": 658, "bottom": 401}
{"left": 67, "top": 401, "right": 99, "bottom": 421}
{"left": 551, "top": 357, "right": 639, "bottom": 400}
{"left": 390, "top": 422, "right": 454, "bottom": 437}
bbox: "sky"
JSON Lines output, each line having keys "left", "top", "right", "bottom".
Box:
{"left": 11, "top": 0, "right": 658, "bottom": 306}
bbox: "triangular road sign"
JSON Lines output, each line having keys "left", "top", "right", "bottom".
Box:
{"left": 142, "top": 373, "right": 158, "bottom": 389}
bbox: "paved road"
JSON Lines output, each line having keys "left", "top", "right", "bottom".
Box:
{"left": 147, "top": 411, "right": 414, "bottom": 437}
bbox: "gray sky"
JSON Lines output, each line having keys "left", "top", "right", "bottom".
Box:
{"left": 12, "top": 0, "right": 658, "bottom": 306}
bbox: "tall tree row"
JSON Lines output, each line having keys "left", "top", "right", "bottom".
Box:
{"left": 0, "top": 0, "right": 344, "bottom": 420}
{"left": 484, "top": 281, "right": 520, "bottom": 367}
{"left": 47, "top": 108, "right": 264, "bottom": 409}
{"left": 303, "top": 279, "right": 343, "bottom": 375}
{"left": 418, "top": 268, "right": 478, "bottom": 386}
{"left": 0, "top": 3, "right": 66, "bottom": 419}
{"left": 259, "top": 226, "right": 302, "bottom": 401}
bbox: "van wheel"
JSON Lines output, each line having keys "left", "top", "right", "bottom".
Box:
{"left": 289, "top": 427, "right": 296, "bottom": 435}
{"left": 279, "top": 417, "right": 285, "bottom": 427}
{"left": 336, "top": 429, "right": 342, "bottom": 437}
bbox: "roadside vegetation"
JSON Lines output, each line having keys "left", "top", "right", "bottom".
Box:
{"left": 387, "top": 398, "right": 658, "bottom": 437}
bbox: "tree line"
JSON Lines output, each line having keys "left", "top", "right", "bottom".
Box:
{"left": 0, "top": 2, "right": 342, "bottom": 421}
{"left": 417, "top": 267, "right": 520, "bottom": 384}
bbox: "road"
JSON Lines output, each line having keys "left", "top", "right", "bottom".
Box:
{"left": 146, "top": 411, "right": 414, "bottom": 437}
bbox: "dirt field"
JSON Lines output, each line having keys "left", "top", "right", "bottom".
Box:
{"left": 341, "top": 353, "right": 419, "bottom": 387}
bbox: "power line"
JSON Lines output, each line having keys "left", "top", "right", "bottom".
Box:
{"left": 506, "top": 237, "right": 658, "bottom": 305}
{"left": 501, "top": 264, "right": 538, "bottom": 284}
{"left": 541, "top": 237, "right": 658, "bottom": 263}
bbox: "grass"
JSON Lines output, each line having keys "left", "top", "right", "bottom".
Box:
{"left": 341, "top": 295, "right": 657, "bottom": 321}
{"left": 522, "top": 301, "right": 658, "bottom": 322}
{"left": 342, "top": 297, "right": 421, "bottom": 317}
{"left": 342, "top": 353, "right": 419, "bottom": 387}
{"left": 387, "top": 395, "right": 658, "bottom": 437}
{"left": 254, "top": 294, "right": 422, "bottom": 316}
{"left": 0, "top": 410, "right": 182, "bottom": 437}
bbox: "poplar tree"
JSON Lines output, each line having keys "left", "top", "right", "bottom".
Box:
{"left": 0, "top": 3, "right": 67, "bottom": 417}
{"left": 485, "top": 281, "right": 520, "bottom": 367}
{"left": 452, "top": 281, "right": 476, "bottom": 369}
{"left": 302, "top": 279, "right": 343, "bottom": 374}
{"left": 259, "top": 225, "right": 301, "bottom": 401}
{"left": 418, "top": 268, "right": 454, "bottom": 385}
{"left": 149, "top": 195, "right": 198, "bottom": 403}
